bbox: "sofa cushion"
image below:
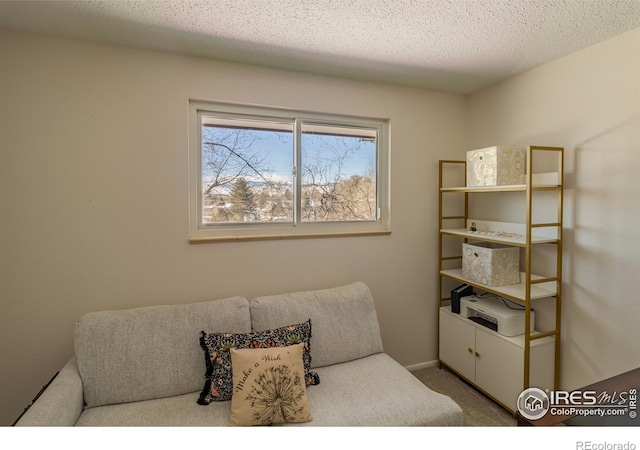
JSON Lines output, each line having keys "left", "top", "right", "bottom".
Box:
{"left": 301, "top": 353, "right": 464, "bottom": 426}
{"left": 75, "top": 296, "right": 251, "bottom": 408}
{"left": 75, "top": 391, "right": 232, "bottom": 426}
{"left": 229, "top": 344, "right": 313, "bottom": 426}
{"left": 250, "top": 282, "right": 384, "bottom": 368}
{"left": 74, "top": 353, "right": 463, "bottom": 426}
{"left": 198, "top": 320, "right": 320, "bottom": 404}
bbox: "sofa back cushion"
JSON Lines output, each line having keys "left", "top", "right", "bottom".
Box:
{"left": 75, "top": 296, "right": 251, "bottom": 408}
{"left": 250, "top": 282, "right": 383, "bottom": 368}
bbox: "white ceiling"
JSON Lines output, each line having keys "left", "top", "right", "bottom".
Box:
{"left": 1, "top": 0, "right": 640, "bottom": 94}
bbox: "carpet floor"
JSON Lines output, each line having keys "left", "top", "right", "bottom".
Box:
{"left": 411, "top": 365, "right": 517, "bottom": 426}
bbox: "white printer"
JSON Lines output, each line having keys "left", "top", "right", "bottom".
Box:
{"left": 460, "top": 295, "right": 534, "bottom": 337}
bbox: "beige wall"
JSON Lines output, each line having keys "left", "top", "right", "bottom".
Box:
{"left": 3, "top": 25, "right": 638, "bottom": 426}
{"left": 468, "top": 27, "right": 640, "bottom": 391}
{"left": 0, "top": 29, "right": 467, "bottom": 425}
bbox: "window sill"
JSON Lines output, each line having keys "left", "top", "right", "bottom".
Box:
{"left": 189, "top": 229, "right": 391, "bottom": 243}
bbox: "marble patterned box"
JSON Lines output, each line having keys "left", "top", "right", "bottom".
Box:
{"left": 466, "top": 146, "right": 525, "bottom": 186}
{"left": 462, "top": 242, "right": 520, "bottom": 287}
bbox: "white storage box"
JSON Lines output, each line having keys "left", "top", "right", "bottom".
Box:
{"left": 466, "top": 146, "right": 525, "bottom": 186}
{"left": 462, "top": 242, "right": 520, "bottom": 286}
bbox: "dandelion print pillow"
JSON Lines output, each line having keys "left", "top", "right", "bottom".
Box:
{"left": 229, "top": 343, "right": 313, "bottom": 426}
{"left": 198, "top": 319, "right": 320, "bottom": 404}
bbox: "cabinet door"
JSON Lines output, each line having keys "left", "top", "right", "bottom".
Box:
{"left": 474, "top": 327, "right": 523, "bottom": 410}
{"left": 439, "top": 309, "right": 476, "bottom": 381}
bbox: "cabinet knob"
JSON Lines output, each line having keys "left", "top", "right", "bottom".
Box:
{"left": 475, "top": 351, "right": 480, "bottom": 357}
{"left": 468, "top": 347, "right": 473, "bottom": 353}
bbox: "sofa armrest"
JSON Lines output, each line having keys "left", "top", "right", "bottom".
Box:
{"left": 14, "top": 357, "right": 84, "bottom": 426}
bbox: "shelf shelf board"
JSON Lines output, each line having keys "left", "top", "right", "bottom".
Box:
{"left": 440, "top": 269, "right": 557, "bottom": 301}
{"left": 440, "top": 228, "right": 557, "bottom": 246}
{"left": 441, "top": 183, "right": 560, "bottom": 193}
{"left": 442, "top": 184, "right": 526, "bottom": 193}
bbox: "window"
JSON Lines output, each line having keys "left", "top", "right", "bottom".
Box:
{"left": 189, "top": 101, "right": 390, "bottom": 242}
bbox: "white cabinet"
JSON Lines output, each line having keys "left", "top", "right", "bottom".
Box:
{"left": 439, "top": 307, "right": 555, "bottom": 411}
{"left": 437, "top": 146, "right": 563, "bottom": 413}
{"left": 439, "top": 306, "right": 476, "bottom": 381}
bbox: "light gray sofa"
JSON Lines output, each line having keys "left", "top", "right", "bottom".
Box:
{"left": 15, "top": 282, "right": 463, "bottom": 426}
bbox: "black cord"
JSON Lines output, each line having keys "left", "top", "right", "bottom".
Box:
{"left": 499, "top": 296, "right": 526, "bottom": 310}
{"left": 476, "top": 292, "right": 526, "bottom": 310}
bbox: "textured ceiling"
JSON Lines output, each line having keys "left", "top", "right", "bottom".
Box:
{"left": 1, "top": 0, "right": 640, "bottom": 94}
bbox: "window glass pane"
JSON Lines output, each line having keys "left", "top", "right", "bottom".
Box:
{"left": 201, "top": 117, "right": 294, "bottom": 224}
{"left": 300, "top": 123, "right": 377, "bottom": 222}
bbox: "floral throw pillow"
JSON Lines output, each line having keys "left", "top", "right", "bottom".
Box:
{"left": 198, "top": 319, "right": 320, "bottom": 404}
{"left": 229, "top": 343, "right": 313, "bottom": 426}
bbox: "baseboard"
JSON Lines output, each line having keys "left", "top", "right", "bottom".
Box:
{"left": 404, "top": 359, "right": 438, "bottom": 372}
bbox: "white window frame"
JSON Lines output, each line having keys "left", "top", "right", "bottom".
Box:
{"left": 189, "top": 100, "right": 391, "bottom": 242}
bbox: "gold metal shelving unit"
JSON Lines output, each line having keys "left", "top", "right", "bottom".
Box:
{"left": 437, "top": 146, "right": 563, "bottom": 409}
